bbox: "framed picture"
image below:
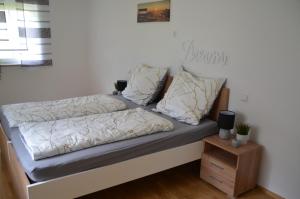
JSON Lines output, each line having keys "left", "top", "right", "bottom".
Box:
{"left": 137, "top": 0, "right": 170, "bottom": 23}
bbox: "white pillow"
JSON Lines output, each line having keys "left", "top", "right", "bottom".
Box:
{"left": 122, "top": 65, "right": 168, "bottom": 105}
{"left": 155, "top": 71, "right": 225, "bottom": 125}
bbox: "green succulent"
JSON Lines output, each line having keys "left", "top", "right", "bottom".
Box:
{"left": 236, "top": 123, "right": 250, "bottom": 135}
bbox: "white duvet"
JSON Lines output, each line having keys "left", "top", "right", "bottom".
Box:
{"left": 2, "top": 94, "right": 127, "bottom": 128}
{"left": 19, "top": 108, "right": 174, "bottom": 160}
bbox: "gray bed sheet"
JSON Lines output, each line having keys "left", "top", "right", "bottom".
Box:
{"left": 1, "top": 96, "right": 218, "bottom": 182}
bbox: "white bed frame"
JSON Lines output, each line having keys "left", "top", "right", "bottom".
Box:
{"left": 0, "top": 80, "right": 229, "bottom": 199}
{"left": 28, "top": 141, "right": 203, "bottom": 199}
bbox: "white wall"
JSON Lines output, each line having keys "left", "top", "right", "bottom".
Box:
{"left": 0, "top": 0, "right": 92, "bottom": 105}
{"left": 0, "top": 0, "right": 299, "bottom": 198}
{"left": 88, "top": 0, "right": 300, "bottom": 198}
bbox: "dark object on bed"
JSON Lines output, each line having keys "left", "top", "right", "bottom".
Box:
{"left": 114, "top": 80, "right": 127, "bottom": 94}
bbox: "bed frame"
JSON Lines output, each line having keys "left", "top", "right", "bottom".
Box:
{"left": 0, "top": 76, "right": 229, "bottom": 199}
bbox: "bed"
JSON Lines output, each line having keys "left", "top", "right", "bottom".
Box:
{"left": 0, "top": 76, "right": 230, "bottom": 199}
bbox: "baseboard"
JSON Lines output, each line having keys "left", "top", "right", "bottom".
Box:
{"left": 258, "top": 186, "right": 285, "bottom": 199}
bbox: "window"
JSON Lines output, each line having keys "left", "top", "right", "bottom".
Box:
{"left": 0, "top": 0, "right": 52, "bottom": 66}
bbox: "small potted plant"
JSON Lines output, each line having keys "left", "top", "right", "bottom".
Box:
{"left": 235, "top": 123, "right": 251, "bottom": 144}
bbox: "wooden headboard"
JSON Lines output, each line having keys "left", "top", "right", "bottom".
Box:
{"left": 159, "top": 75, "right": 229, "bottom": 121}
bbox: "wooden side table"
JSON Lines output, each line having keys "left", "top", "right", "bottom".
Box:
{"left": 200, "top": 135, "right": 262, "bottom": 197}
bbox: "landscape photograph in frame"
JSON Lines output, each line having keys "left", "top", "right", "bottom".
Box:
{"left": 137, "top": 0, "right": 170, "bottom": 23}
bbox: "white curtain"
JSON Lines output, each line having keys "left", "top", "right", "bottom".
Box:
{"left": 0, "top": 0, "right": 52, "bottom": 67}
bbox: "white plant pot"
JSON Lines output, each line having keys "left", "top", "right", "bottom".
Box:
{"left": 236, "top": 131, "right": 250, "bottom": 144}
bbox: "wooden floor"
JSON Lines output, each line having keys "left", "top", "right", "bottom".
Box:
{"left": 1, "top": 161, "right": 275, "bottom": 199}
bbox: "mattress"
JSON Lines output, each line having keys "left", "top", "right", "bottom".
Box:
{"left": 1, "top": 95, "right": 218, "bottom": 182}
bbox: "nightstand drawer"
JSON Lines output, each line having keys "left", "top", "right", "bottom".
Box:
{"left": 200, "top": 166, "right": 234, "bottom": 195}
{"left": 202, "top": 154, "right": 236, "bottom": 180}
